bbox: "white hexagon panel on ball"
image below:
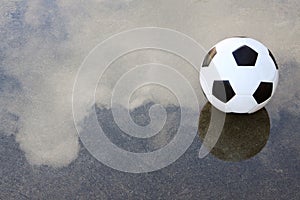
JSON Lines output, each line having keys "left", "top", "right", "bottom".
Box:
{"left": 200, "top": 37, "right": 279, "bottom": 114}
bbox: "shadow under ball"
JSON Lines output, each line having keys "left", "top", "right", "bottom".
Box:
{"left": 198, "top": 103, "right": 270, "bottom": 162}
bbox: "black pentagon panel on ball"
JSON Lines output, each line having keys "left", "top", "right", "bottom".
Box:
{"left": 268, "top": 49, "right": 278, "bottom": 69}
{"left": 212, "top": 80, "right": 236, "bottom": 103}
{"left": 253, "top": 82, "right": 273, "bottom": 104}
{"left": 232, "top": 45, "right": 258, "bottom": 66}
{"left": 202, "top": 47, "right": 217, "bottom": 67}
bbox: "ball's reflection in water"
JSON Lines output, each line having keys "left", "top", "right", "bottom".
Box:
{"left": 198, "top": 103, "right": 270, "bottom": 162}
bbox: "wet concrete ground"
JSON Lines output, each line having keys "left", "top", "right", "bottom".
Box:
{"left": 1, "top": 103, "right": 300, "bottom": 199}
{"left": 1, "top": 0, "right": 300, "bottom": 199}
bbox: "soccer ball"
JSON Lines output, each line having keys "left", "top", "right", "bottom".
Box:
{"left": 200, "top": 37, "right": 279, "bottom": 113}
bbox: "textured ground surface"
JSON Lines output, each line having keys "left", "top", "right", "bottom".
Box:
{"left": 1, "top": 0, "right": 300, "bottom": 199}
